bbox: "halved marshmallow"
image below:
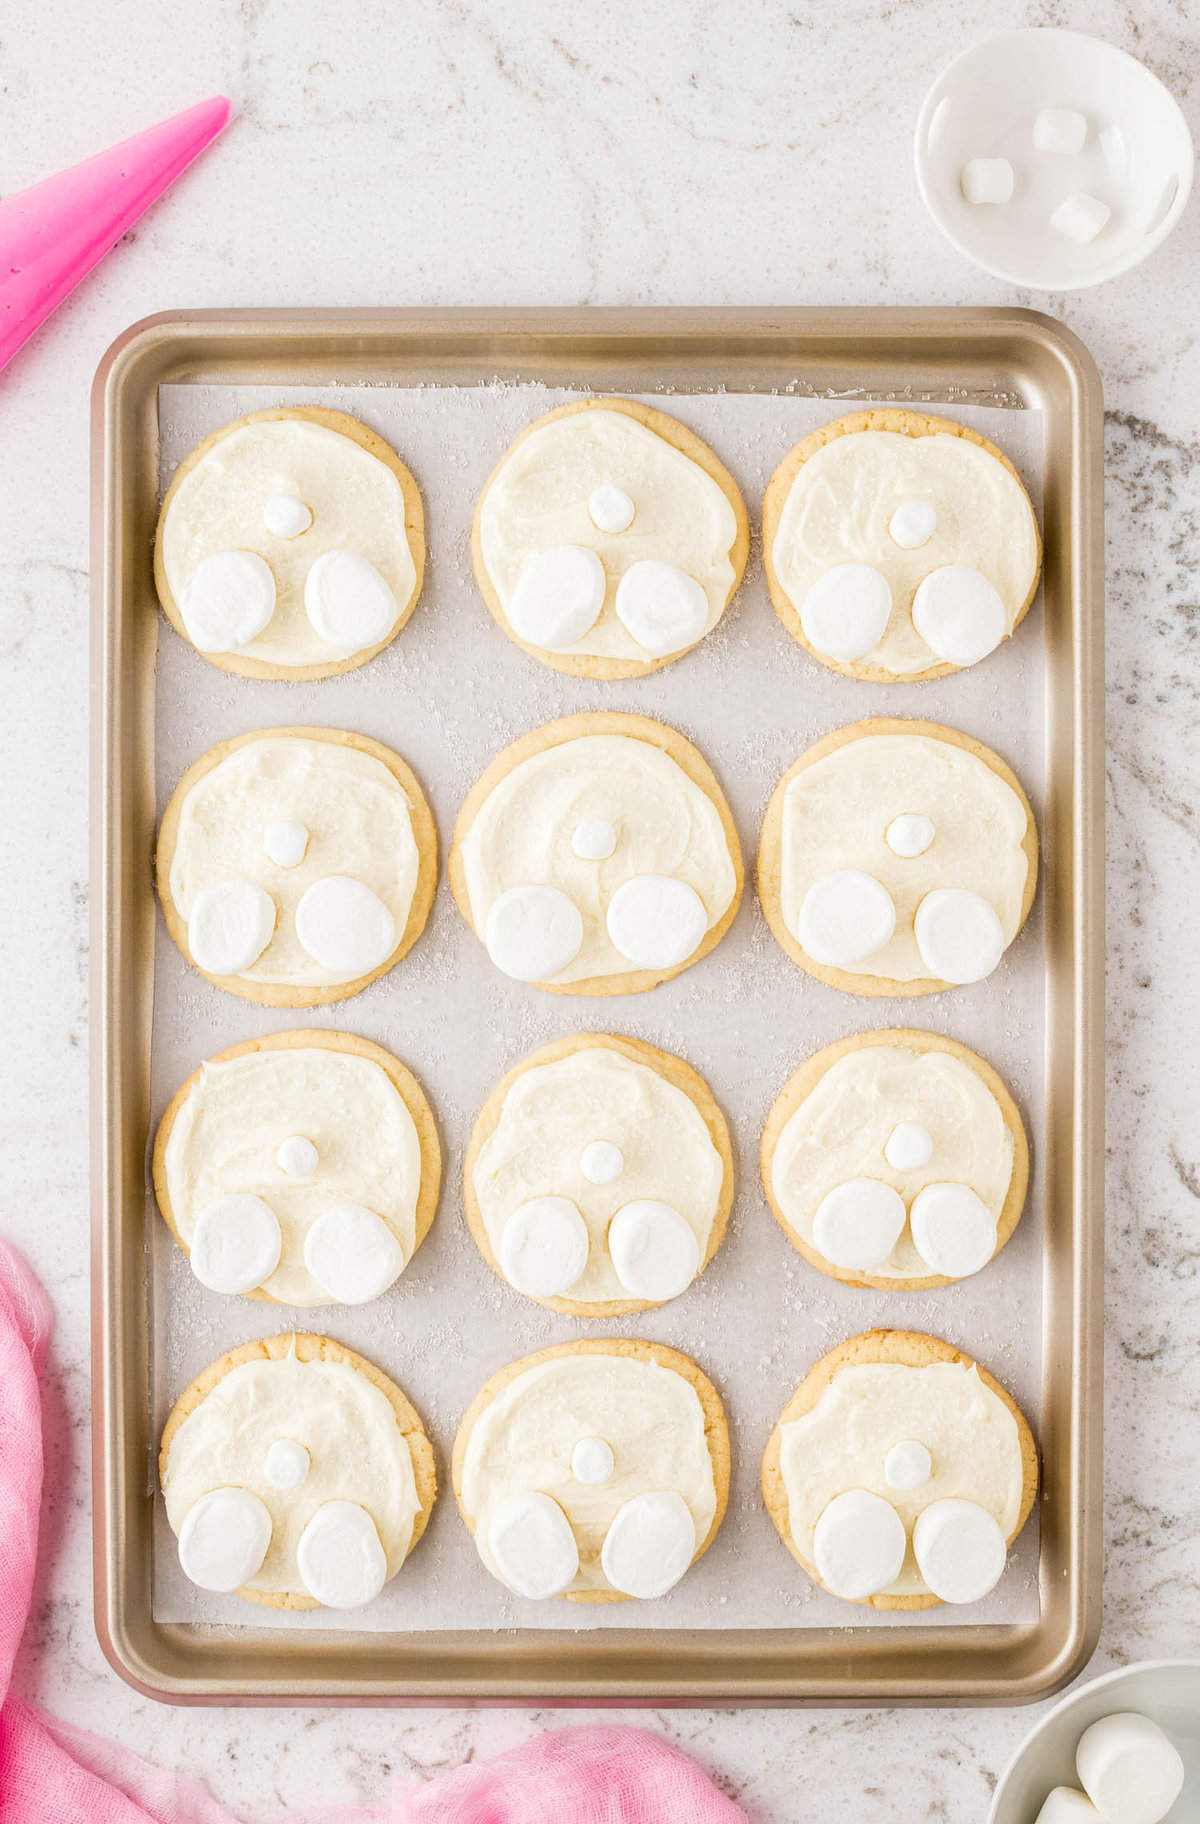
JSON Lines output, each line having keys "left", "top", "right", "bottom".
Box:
{"left": 889, "top": 500, "right": 937, "bottom": 550}
{"left": 296, "top": 1499, "right": 388, "bottom": 1609}
{"left": 795, "top": 870, "right": 896, "bottom": 968}
{"left": 571, "top": 817, "right": 617, "bottom": 860}
{"left": 1050, "top": 192, "right": 1112, "bottom": 244}
{"left": 181, "top": 549, "right": 276, "bottom": 654}
{"left": 800, "top": 563, "right": 892, "bottom": 661}
{"left": 303, "top": 1202, "right": 406, "bottom": 1304}
{"left": 961, "top": 157, "right": 1015, "bottom": 205}
{"left": 884, "top": 1120, "right": 934, "bottom": 1172}
{"left": 580, "top": 1140, "right": 624, "bottom": 1185}
{"left": 614, "top": 560, "right": 709, "bottom": 656}
{"left": 608, "top": 1200, "right": 701, "bottom": 1302}
{"left": 912, "top": 1497, "right": 1007, "bottom": 1603}
{"left": 588, "top": 485, "right": 635, "bottom": 533}
{"left": 187, "top": 879, "right": 276, "bottom": 976}
{"left": 886, "top": 813, "right": 935, "bottom": 858}
{"left": 489, "top": 1491, "right": 579, "bottom": 1598}
{"left": 498, "top": 1196, "right": 590, "bottom": 1298}
{"left": 276, "top": 1134, "right": 319, "bottom": 1178}
{"left": 508, "top": 545, "right": 606, "bottom": 650}
{"left": 263, "top": 494, "right": 313, "bottom": 539}
{"left": 909, "top": 1182, "right": 997, "bottom": 1278}
{"left": 1034, "top": 1790, "right": 1103, "bottom": 1824}
{"left": 1034, "top": 107, "right": 1088, "bottom": 155}
{"left": 263, "top": 818, "right": 308, "bottom": 868}
{"left": 601, "top": 1490, "right": 697, "bottom": 1599}
{"left": 606, "top": 874, "right": 708, "bottom": 971}
{"left": 812, "top": 1178, "right": 907, "bottom": 1271}
{"left": 190, "top": 1194, "right": 282, "bottom": 1295}
{"left": 885, "top": 1440, "right": 933, "bottom": 1491}
{"left": 264, "top": 1438, "right": 310, "bottom": 1490}
{"left": 1075, "top": 1713, "right": 1185, "bottom": 1824}
{"left": 484, "top": 884, "right": 583, "bottom": 981}
{"left": 304, "top": 550, "right": 397, "bottom": 652}
{"left": 178, "top": 1487, "right": 272, "bottom": 1592}
{"left": 812, "top": 1488, "right": 907, "bottom": 1600}
{"left": 295, "top": 876, "right": 396, "bottom": 976}
{"left": 914, "top": 887, "right": 1006, "bottom": 984}
{"left": 571, "top": 1437, "right": 615, "bottom": 1485}
{"left": 911, "top": 564, "right": 1008, "bottom": 667}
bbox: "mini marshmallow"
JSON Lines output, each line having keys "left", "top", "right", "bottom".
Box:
{"left": 812, "top": 1488, "right": 907, "bottom": 1600}
{"left": 912, "top": 1497, "right": 1007, "bottom": 1603}
{"left": 909, "top": 1182, "right": 998, "bottom": 1278}
{"left": 614, "top": 559, "right": 709, "bottom": 656}
{"left": 914, "top": 887, "right": 1006, "bottom": 984}
{"left": 303, "top": 1202, "right": 406, "bottom": 1304}
{"left": 1034, "top": 107, "right": 1088, "bottom": 155}
{"left": 812, "top": 1178, "right": 907, "bottom": 1271}
{"left": 889, "top": 500, "right": 937, "bottom": 550}
{"left": 1050, "top": 192, "right": 1112, "bottom": 244}
{"left": 489, "top": 1490, "right": 579, "bottom": 1599}
{"left": 187, "top": 879, "right": 276, "bottom": 976}
{"left": 263, "top": 818, "right": 308, "bottom": 868}
{"left": 295, "top": 875, "right": 396, "bottom": 976}
{"left": 1034, "top": 1791, "right": 1104, "bottom": 1824}
{"left": 304, "top": 549, "right": 397, "bottom": 652}
{"left": 263, "top": 494, "right": 313, "bottom": 539}
{"left": 588, "top": 485, "right": 636, "bottom": 534}
{"left": 884, "top": 1120, "right": 934, "bottom": 1172}
{"left": 961, "top": 157, "right": 1015, "bottom": 205}
{"left": 795, "top": 870, "right": 896, "bottom": 968}
{"left": 1075, "top": 1713, "right": 1185, "bottom": 1824}
{"left": 508, "top": 545, "right": 606, "bottom": 650}
{"left": 800, "top": 563, "right": 892, "bottom": 661}
{"left": 181, "top": 549, "right": 277, "bottom": 654}
{"left": 178, "top": 1486, "right": 272, "bottom": 1592}
{"left": 498, "top": 1196, "right": 590, "bottom": 1298}
{"left": 886, "top": 813, "right": 935, "bottom": 858}
{"left": 571, "top": 817, "right": 618, "bottom": 860}
{"left": 276, "top": 1134, "right": 319, "bottom": 1179}
{"left": 190, "top": 1193, "right": 282, "bottom": 1295}
{"left": 264, "top": 1438, "right": 310, "bottom": 1490}
{"left": 605, "top": 874, "right": 708, "bottom": 971}
{"left": 485, "top": 884, "right": 583, "bottom": 982}
{"left": 608, "top": 1199, "right": 701, "bottom": 1302}
{"left": 571, "top": 1436, "right": 616, "bottom": 1485}
{"left": 296, "top": 1499, "right": 387, "bottom": 1609}
{"left": 580, "top": 1140, "right": 624, "bottom": 1185}
{"left": 601, "top": 1490, "right": 697, "bottom": 1599}
{"left": 885, "top": 1440, "right": 933, "bottom": 1491}
{"left": 911, "top": 564, "right": 1008, "bottom": 667}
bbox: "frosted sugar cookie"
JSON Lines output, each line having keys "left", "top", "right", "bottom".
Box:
{"left": 452, "top": 1339, "right": 729, "bottom": 1603}
{"left": 762, "top": 1029, "right": 1028, "bottom": 1289}
{"left": 762, "top": 1330, "right": 1038, "bottom": 1610}
{"left": 472, "top": 397, "right": 749, "bottom": 677}
{"left": 155, "top": 407, "right": 424, "bottom": 679}
{"left": 763, "top": 408, "right": 1041, "bottom": 681}
{"left": 156, "top": 726, "right": 437, "bottom": 1006}
{"left": 450, "top": 712, "right": 743, "bottom": 994}
{"left": 465, "top": 1034, "right": 733, "bottom": 1315}
{"left": 153, "top": 1030, "right": 441, "bottom": 1307}
{"left": 160, "top": 1333, "right": 435, "bottom": 1611}
{"left": 757, "top": 718, "right": 1038, "bottom": 995}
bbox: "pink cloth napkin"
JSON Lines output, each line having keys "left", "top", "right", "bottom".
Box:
{"left": 0, "top": 1237, "right": 747, "bottom": 1824}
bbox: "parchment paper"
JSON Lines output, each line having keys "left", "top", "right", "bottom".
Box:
{"left": 149, "top": 380, "right": 1045, "bottom": 1632}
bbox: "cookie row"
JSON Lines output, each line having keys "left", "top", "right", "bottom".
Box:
{"left": 155, "top": 714, "right": 1037, "bottom": 1004}
{"left": 161, "top": 1329, "right": 1037, "bottom": 1614}
{"left": 156, "top": 401, "right": 1041, "bottom": 685}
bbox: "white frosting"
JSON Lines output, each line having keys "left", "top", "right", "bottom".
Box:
{"left": 779, "top": 733, "right": 1030, "bottom": 982}
{"left": 885, "top": 1440, "right": 932, "bottom": 1490}
{"left": 571, "top": 1437, "right": 615, "bottom": 1485}
{"left": 180, "top": 550, "right": 276, "bottom": 654}
{"left": 909, "top": 1182, "right": 998, "bottom": 1278}
{"left": 168, "top": 735, "right": 420, "bottom": 989}
{"left": 886, "top": 813, "right": 935, "bottom": 858}
{"left": 614, "top": 560, "right": 709, "bottom": 657}
{"left": 812, "top": 1487, "right": 907, "bottom": 1600}
{"left": 588, "top": 485, "right": 635, "bottom": 534}
{"left": 460, "top": 732, "right": 737, "bottom": 985}
{"left": 800, "top": 563, "right": 892, "bottom": 661}
{"left": 478, "top": 408, "right": 738, "bottom": 661}
{"left": 187, "top": 880, "right": 276, "bottom": 977}
{"left": 772, "top": 429, "right": 1038, "bottom": 675}
{"left": 913, "top": 886, "right": 1007, "bottom": 984}
{"left": 177, "top": 1486, "right": 273, "bottom": 1592}
{"left": 606, "top": 874, "right": 709, "bottom": 970}
{"left": 264, "top": 818, "right": 308, "bottom": 869}
{"left": 162, "top": 1044, "right": 423, "bottom": 1306}
{"left": 488, "top": 1491, "right": 579, "bottom": 1599}
{"left": 189, "top": 1193, "right": 282, "bottom": 1295}
{"left": 600, "top": 1490, "right": 696, "bottom": 1598}
{"left": 571, "top": 817, "right": 617, "bottom": 861}
{"left": 276, "top": 1134, "right": 318, "bottom": 1178}
{"left": 1034, "top": 107, "right": 1088, "bottom": 155}
{"left": 580, "top": 1140, "right": 623, "bottom": 1184}
{"left": 911, "top": 565, "right": 1008, "bottom": 667}
{"left": 961, "top": 157, "right": 1015, "bottom": 205}
{"left": 1035, "top": 1790, "right": 1104, "bottom": 1824}
{"left": 264, "top": 1439, "right": 310, "bottom": 1490}
{"left": 294, "top": 875, "right": 396, "bottom": 977}
{"left": 608, "top": 1200, "right": 701, "bottom": 1301}
{"left": 163, "top": 1348, "right": 421, "bottom": 1600}
{"left": 884, "top": 1120, "right": 934, "bottom": 1171}
{"left": 795, "top": 870, "right": 896, "bottom": 968}
{"left": 263, "top": 494, "right": 312, "bottom": 539}
{"left": 296, "top": 1499, "right": 388, "bottom": 1608}
{"left": 778, "top": 1360, "right": 1023, "bottom": 1598}
{"left": 496, "top": 1196, "right": 591, "bottom": 1299}
{"left": 484, "top": 885, "right": 584, "bottom": 982}
{"left": 1075, "top": 1714, "right": 1185, "bottom": 1824}
{"left": 302, "top": 1202, "right": 407, "bottom": 1304}
{"left": 162, "top": 418, "right": 417, "bottom": 667}
{"left": 460, "top": 1353, "right": 716, "bottom": 1597}
{"left": 770, "top": 1042, "right": 1015, "bottom": 1281}
{"left": 474, "top": 1046, "right": 724, "bottom": 1306}
{"left": 812, "top": 1179, "right": 906, "bottom": 1272}
{"left": 889, "top": 500, "right": 937, "bottom": 549}
{"left": 506, "top": 545, "right": 605, "bottom": 650}
{"left": 912, "top": 1497, "right": 1008, "bottom": 1603}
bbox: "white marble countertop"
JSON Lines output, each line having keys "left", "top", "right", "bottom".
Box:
{"left": 1, "top": 0, "right": 1198, "bottom": 1816}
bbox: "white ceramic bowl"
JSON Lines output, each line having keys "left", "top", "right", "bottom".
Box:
{"left": 915, "top": 29, "right": 1194, "bottom": 290}
{"left": 990, "top": 1658, "right": 1200, "bottom": 1823}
